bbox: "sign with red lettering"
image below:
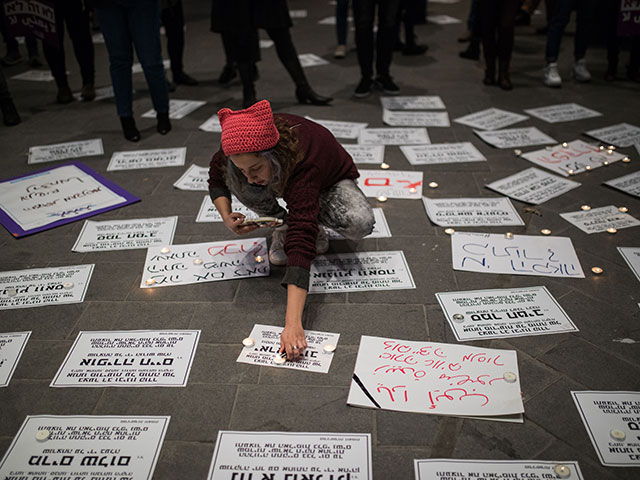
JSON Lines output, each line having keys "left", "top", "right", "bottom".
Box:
{"left": 414, "top": 460, "right": 584, "bottom": 480}
{"left": 348, "top": 336, "right": 524, "bottom": 418}
{"left": 140, "top": 238, "right": 269, "bottom": 288}
{"left": 357, "top": 169, "right": 423, "bottom": 199}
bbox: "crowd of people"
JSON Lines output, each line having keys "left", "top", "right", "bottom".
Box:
{"left": 0, "top": 0, "right": 638, "bottom": 137}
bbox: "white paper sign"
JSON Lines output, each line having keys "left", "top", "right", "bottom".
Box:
{"left": 107, "top": 147, "right": 186, "bottom": 171}
{"left": 572, "top": 391, "right": 640, "bottom": 467}
{"left": 141, "top": 238, "right": 269, "bottom": 288}
{"left": 436, "top": 286, "right": 577, "bottom": 341}
{"left": 11, "top": 70, "right": 55, "bottom": 81}
{"left": 560, "top": 206, "right": 640, "bottom": 234}
{"left": 348, "top": 336, "right": 524, "bottom": 417}
{"left": 298, "top": 53, "right": 329, "bottom": 67}
{"left": 237, "top": 324, "right": 339, "bottom": 373}
{"left": 381, "top": 95, "right": 445, "bottom": 110}
{"left": 427, "top": 14, "right": 462, "bottom": 24}
{"left": 401, "top": 142, "right": 486, "bottom": 165}
{"left": 306, "top": 116, "right": 368, "bottom": 139}
{"left": 133, "top": 58, "right": 170, "bottom": 73}
{"left": 357, "top": 169, "right": 423, "bottom": 199}
{"left": 199, "top": 114, "right": 221, "bottom": 132}
{"left": 414, "top": 460, "right": 584, "bottom": 480}
{"left": 0, "top": 164, "right": 128, "bottom": 231}
{"left": 586, "top": 123, "right": 640, "bottom": 147}
{"left": 618, "top": 247, "right": 640, "bottom": 282}
{"left": 524, "top": 103, "right": 601, "bottom": 123}
{"left": 454, "top": 108, "right": 528, "bottom": 131}
{"left": 325, "top": 208, "right": 391, "bottom": 239}
{"left": 0, "top": 415, "right": 169, "bottom": 479}
{"left": 383, "top": 109, "right": 450, "bottom": 127}
{"left": 173, "top": 164, "right": 209, "bottom": 191}
{"left": 358, "top": 128, "right": 430, "bottom": 145}
{"left": 72, "top": 216, "right": 178, "bottom": 252}
{"left": 207, "top": 431, "right": 372, "bottom": 480}
{"left": 141, "top": 99, "right": 206, "bottom": 119}
{"left": 605, "top": 170, "right": 640, "bottom": 198}
{"left": 28, "top": 139, "right": 104, "bottom": 165}
{"left": 196, "top": 195, "right": 287, "bottom": 222}
{"left": 51, "top": 330, "right": 200, "bottom": 387}
{"left": 0, "top": 331, "right": 31, "bottom": 387}
{"left": 451, "top": 232, "right": 585, "bottom": 278}
{"left": 309, "top": 251, "right": 415, "bottom": 294}
{"left": 0, "top": 264, "right": 94, "bottom": 310}
{"left": 486, "top": 167, "right": 581, "bottom": 205}
{"left": 92, "top": 32, "right": 104, "bottom": 43}
{"left": 423, "top": 197, "right": 524, "bottom": 227}
{"left": 342, "top": 144, "right": 385, "bottom": 164}
{"left": 521, "top": 140, "right": 627, "bottom": 176}
{"left": 475, "top": 127, "right": 556, "bottom": 149}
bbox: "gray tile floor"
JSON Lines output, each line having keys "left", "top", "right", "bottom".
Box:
{"left": 1, "top": 0, "right": 639, "bottom": 478}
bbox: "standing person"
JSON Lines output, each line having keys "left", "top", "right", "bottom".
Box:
{"left": 161, "top": 0, "right": 198, "bottom": 87}
{"left": 0, "top": 64, "right": 20, "bottom": 126}
{"left": 93, "top": 0, "right": 170, "bottom": 142}
{"left": 479, "top": 0, "right": 519, "bottom": 90}
{"left": 334, "top": 0, "right": 350, "bottom": 59}
{"left": 208, "top": 100, "right": 374, "bottom": 360}
{"left": 42, "top": 0, "right": 96, "bottom": 103}
{"left": 542, "top": 0, "right": 596, "bottom": 87}
{"left": 352, "top": 0, "right": 402, "bottom": 97}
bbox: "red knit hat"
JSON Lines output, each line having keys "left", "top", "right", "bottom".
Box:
{"left": 217, "top": 100, "right": 280, "bottom": 156}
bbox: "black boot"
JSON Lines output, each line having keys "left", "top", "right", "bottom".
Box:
{"left": 237, "top": 62, "right": 257, "bottom": 108}
{"left": 120, "top": 116, "right": 140, "bottom": 142}
{"left": 1, "top": 99, "right": 21, "bottom": 126}
{"left": 157, "top": 112, "right": 171, "bottom": 135}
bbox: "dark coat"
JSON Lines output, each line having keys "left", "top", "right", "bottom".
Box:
{"left": 210, "top": 0, "right": 292, "bottom": 32}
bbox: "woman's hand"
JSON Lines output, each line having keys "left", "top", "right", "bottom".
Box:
{"left": 279, "top": 323, "right": 308, "bottom": 361}
{"left": 223, "top": 212, "right": 259, "bottom": 235}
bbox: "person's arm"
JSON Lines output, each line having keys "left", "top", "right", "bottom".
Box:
{"left": 280, "top": 284, "right": 308, "bottom": 360}
{"left": 212, "top": 195, "right": 259, "bottom": 235}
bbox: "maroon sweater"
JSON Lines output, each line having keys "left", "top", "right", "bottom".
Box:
{"left": 208, "top": 114, "right": 359, "bottom": 287}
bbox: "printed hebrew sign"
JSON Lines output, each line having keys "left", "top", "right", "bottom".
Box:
{"left": 475, "top": 127, "right": 556, "bottom": 149}
{"left": 485, "top": 167, "right": 580, "bottom": 204}
{"left": 401, "top": 142, "right": 486, "bottom": 165}
{"left": 605, "top": 171, "right": 640, "bottom": 198}
{"left": 358, "top": 128, "right": 430, "bottom": 145}
{"left": 173, "top": 164, "right": 209, "bottom": 191}
{"left": 381, "top": 95, "right": 445, "bottom": 110}
{"left": 357, "top": 169, "right": 423, "bottom": 199}
{"left": 586, "top": 123, "right": 640, "bottom": 147}
{"left": 618, "top": 247, "right": 640, "bottom": 283}
{"left": 306, "top": 117, "right": 367, "bottom": 139}
{"left": 383, "top": 109, "right": 450, "bottom": 127}
{"left": 454, "top": 108, "right": 528, "bottom": 131}
{"left": 342, "top": 144, "right": 385, "bottom": 164}
{"left": 107, "top": 147, "right": 186, "bottom": 171}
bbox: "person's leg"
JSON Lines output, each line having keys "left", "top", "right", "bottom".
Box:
{"left": 375, "top": 0, "right": 401, "bottom": 82}
{"left": 231, "top": 28, "right": 259, "bottom": 108}
{"left": 352, "top": 0, "right": 375, "bottom": 93}
{"left": 496, "top": 0, "right": 519, "bottom": 90}
{"left": 317, "top": 180, "right": 375, "bottom": 241}
{"left": 42, "top": 2, "right": 73, "bottom": 102}
{"left": 628, "top": 37, "right": 640, "bottom": 81}
{"left": 335, "top": 0, "right": 349, "bottom": 58}
{"left": 545, "top": 0, "right": 571, "bottom": 63}
{"left": 0, "top": 64, "right": 20, "bottom": 126}
{"left": 479, "top": 0, "right": 498, "bottom": 85}
{"left": 64, "top": 0, "right": 96, "bottom": 99}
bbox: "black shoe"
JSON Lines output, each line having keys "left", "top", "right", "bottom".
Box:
{"left": 174, "top": 72, "right": 198, "bottom": 86}
{"left": 157, "top": 112, "right": 171, "bottom": 135}
{"left": 1, "top": 99, "right": 21, "bottom": 126}
{"left": 459, "top": 43, "right": 480, "bottom": 61}
{"left": 120, "top": 116, "right": 140, "bottom": 142}
{"left": 167, "top": 80, "right": 176, "bottom": 93}
{"left": 242, "top": 87, "right": 257, "bottom": 109}
{"left": 295, "top": 85, "right": 332, "bottom": 105}
{"left": 402, "top": 43, "right": 428, "bottom": 56}
{"left": 354, "top": 77, "right": 373, "bottom": 98}
{"left": 56, "top": 86, "right": 73, "bottom": 104}
{"left": 218, "top": 64, "right": 237, "bottom": 85}
{"left": 375, "top": 75, "right": 400, "bottom": 95}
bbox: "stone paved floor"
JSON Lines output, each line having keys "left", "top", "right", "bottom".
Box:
{"left": 0, "top": 0, "right": 639, "bottom": 478}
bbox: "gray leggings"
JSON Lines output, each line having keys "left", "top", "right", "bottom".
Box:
{"left": 233, "top": 179, "right": 375, "bottom": 241}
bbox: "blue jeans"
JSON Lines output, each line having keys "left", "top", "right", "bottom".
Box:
{"left": 545, "top": 0, "right": 596, "bottom": 62}
{"left": 95, "top": 0, "right": 168, "bottom": 117}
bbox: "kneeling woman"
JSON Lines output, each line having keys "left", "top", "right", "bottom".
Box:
{"left": 208, "top": 100, "right": 374, "bottom": 360}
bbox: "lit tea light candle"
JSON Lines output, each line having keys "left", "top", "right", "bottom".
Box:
{"left": 561, "top": 142, "right": 568, "bottom": 148}
{"left": 160, "top": 247, "right": 170, "bottom": 254}
{"left": 63, "top": 282, "right": 74, "bottom": 289}
{"left": 504, "top": 232, "right": 514, "bottom": 239}
{"left": 242, "top": 337, "right": 255, "bottom": 347}
{"left": 585, "top": 165, "right": 592, "bottom": 171}
{"left": 503, "top": 372, "right": 517, "bottom": 383}
{"left": 428, "top": 181, "right": 438, "bottom": 189}
{"left": 581, "top": 205, "right": 591, "bottom": 211}
{"left": 254, "top": 255, "right": 265, "bottom": 263}
{"left": 380, "top": 162, "right": 390, "bottom": 169}
{"left": 602, "top": 161, "right": 609, "bottom": 166}
{"left": 607, "top": 227, "right": 617, "bottom": 234}
{"left": 408, "top": 187, "right": 417, "bottom": 193}
{"left": 553, "top": 464, "right": 571, "bottom": 478}
{"left": 591, "top": 266, "right": 603, "bottom": 275}
{"left": 513, "top": 149, "right": 522, "bottom": 156}
{"left": 452, "top": 313, "right": 464, "bottom": 322}
{"left": 377, "top": 195, "right": 387, "bottom": 202}
{"left": 567, "top": 169, "right": 575, "bottom": 175}
{"left": 193, "top": 258, "right": 203, "bottom": 265}
{"left": 444, "top": 228, "right": 455, "bottom": 235}
{"left": 145, "top": 278, "right": 156, "bottom": 286}
{"left": 607, "top": 149, "right": 613, "bottom": 155}
{"left": 540, "top": 228, "right": 551, "bottom": 235}
{"left": 622, "top": 156, "right": 631, "bottom": 163}
{"left": 619, "top": 206, "right": 629, "bottom": 213}
{"left": 273, "top": 354, "right": 287, "bottom": 365}
{"left": 323, "top": 344, "right": 337, "bottom": 353}
{"left": 599, "top": 145, "right": 605, "bottom": 151}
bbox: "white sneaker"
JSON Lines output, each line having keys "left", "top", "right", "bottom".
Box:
{"left": 573, "top": 59, "right": 591, "bottom": 82}
{"left": 316, "top": 228, "right": 329, "bottom": 255}
{"left": 543, "top": 62, "right": 562, "bottom": 87}
{"left": 269, "top": 225, "right": 287, "bottom": 266}
{"left": 334, "top": 45, "right": 346, "bottom": 59}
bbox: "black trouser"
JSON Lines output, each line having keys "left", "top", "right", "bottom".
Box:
{"left": 353, "top": 0, "right": 402, "bottom": 79}
{"left": 545, "top": 0, "right": 596, "bottom": 62}
{"left": 0, "top": 64, "right": 12, "bottom": 101}
{"left": 42, "top": 0, "right": 95, "bottom": 88}
{"left": 161, "top": 0, "right": 185, "bottom": 78}
{"left": 480, "top": 0, "right": 519, "bottom": 72}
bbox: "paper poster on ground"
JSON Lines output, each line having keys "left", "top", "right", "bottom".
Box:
{"left": 0, "top": 415, "right": 169, "bottom": 479}
{"left": 207, "top": 431, "right": 372, "bottom": 480}
{"left": 298, "top": 53, "right": 330, "bottom": 67}
{"left": 485, "top": 167, "right": 581, "bottom": 204}
{"left": 572, "top": 391, "right": 640, "bottom": 467}
{"left": 309, "top": 251, "right": 415, "bottom": 294}
{"left": 381, "top": 95, "right": 445, "bottom": 110}
{"left": 72, "top": 216, "right": 178, "bottom": 252}
{"left": 173, "top": 164, "right": 209, "bottom": 191}
{"left": 199, "top": 114, "right": 222, "bottom": 132}
{"left": 383, "top": 109, "right": 450, "bottom": 127}
{"left": 196, "top": 195, "right": 287, "bottom": 222}
{"left": 11, "top": 70, "right": 55, "bottom": 81}
{"left": 521, "top": 140, "right": 627, "bottom": 176}
{"left": 358, "top": 128, "right": 430, "bottom": 145}
{"left": 141, "top": 238, "right": 269, "bottom": 288}
{"left": 357, "top": 169, "right": 423, "bottom": 199}
{"left": 422, "top": 197, "right": 524, "bottom": 227}
{"left": 348, "top": 335, "right": 524, "bottom": 418}
{"left": 0, "top": 331, "right": 31, "bottom": 387}
{"left": 586, "top": 123, "right": 640, "bottom": 147}
{"left": 325, "top": 208, "right": 391, "bottom": 239}
{"left": 28, "top": 138, "right": 104, "bottom": 165}
{"left": 436, "top": 286, "right": 577, "bottom": 341}
{"left": 618, "top": 247, "right": 640, "bottom": 283}
{"left": 237, "top": 324, "right": 339, "bottom": 373}
{"left": 560, "top": 206, "right": 640, "bottom": 234}
{"left": 401, "top": 142, "right": 486, "bottom": 165}
{"left": 427, "top": 14, "right": 462, "bottom": 24}
{"left": 141, "top": 99, "right": 205, "bottom": 119}
{"left": 342, "top": 144, "right": 385, "bottom": 164}
{"left": 305, "top": 116, "right": 368, "bottom": 139}
{"left": 414, "top": 460, "right": 584, "bottom": 480}
{"left": 0, "top": 162, "right": 139, "bottom": 237}
{"left": 524, "top": 103, "right": 601, "bottom": 123}
{"left": 605, "top": 171, "right": 640, "bottom": 198}
{"left": 107, "top": 147, "right": 186, "bottom": 171}
{"left": 475, "top": 127, "right": 556, "bottom": 149}
{"left": 454, "top": 108, "right": 528, "bottom": 131}
{"left": 451, "top": 232, "right": 584, "bottom": 278}
{"left": 51, "top": 330, "right": 200, "bottom": 387}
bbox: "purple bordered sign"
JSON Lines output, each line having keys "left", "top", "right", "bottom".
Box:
{"left": 0, "top": 162, "right": 139, "bottom": 238}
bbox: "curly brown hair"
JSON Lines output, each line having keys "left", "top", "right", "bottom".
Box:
{"left": 267, "top": 117, "right": 304, "bottom": 196}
